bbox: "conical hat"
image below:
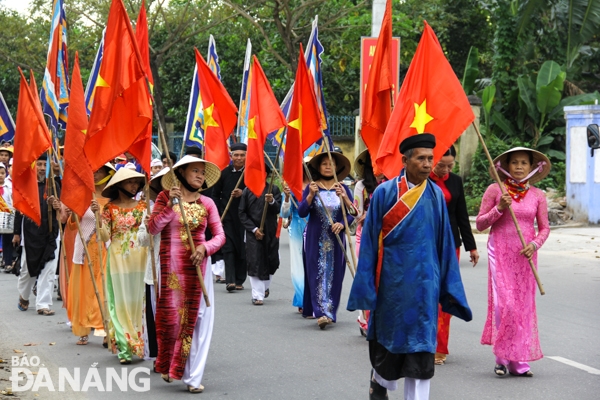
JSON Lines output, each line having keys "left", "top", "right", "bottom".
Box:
{"left": 353, "top": 149, "right": 370, "bottom": 179}
{"left": 490, "top": 147, "right": 551, "bottom": 185}
{"left": 308, "top": 151, "right": 351, "bottom": 181}
{"left": 161, "top": 155, "right": 221, "bottom": 191}
{"left": 101, "top": 167, "right": 146, "bottom": 198}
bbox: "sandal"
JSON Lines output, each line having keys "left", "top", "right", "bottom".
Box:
{"left": 102, "top": 337, "right": 108, "bottom": 348}
{"left": 161, "top": 374, "right": 173, "bottom": 383}
{"left": 252, "top": 299, "right": 263, "bottom": 306}
{"left": 76, "top": 336, "right": 89, "bottom": 345}
{"left": 226, "top": 284, "right": 236, "bottom": 292}
{"left": 235, "top": 285, "right": 244, "bottom": 290}
{"left": 434, "top": 358, "right": 445, "bottom": 365}
{"left": 317, "top": 316, "right": 328, "bottom": 330}
{"left": 119, "top": 359, "right": 131, "bottom": 365}
{"left": 494, "top": 364, "right": 507, "bottom": 376}
{"left": 17, "top": 296, "right": 29, "bottom": 311}
{"left": 370, "top": 369, "right": 389, "bottom": 400}
{"left": 264, "top": 289, "right": 270, "bottom": 298}
{"left": 510, "top": 370, "right": 533, "bottom": 377}
{"left": 187, "top": 384, "right": 204, "bottom": 393}
{"left": 37, "top": 308, "right": 55, "bottom": 316}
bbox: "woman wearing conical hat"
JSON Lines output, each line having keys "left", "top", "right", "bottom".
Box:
{"left": 476, "top": 147, "right": 551, "bottom": 377}
{"left": 97, "top": 167, "right": 148, "bottom": 364}
{"left": 148, "top": 155, "right": 225, "bottom": 393}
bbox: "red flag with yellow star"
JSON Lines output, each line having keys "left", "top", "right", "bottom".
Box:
{"left": 245, "top": 56, "right": 287, "bottom": 197}
{"left": 195, "top": 48, "right": 238, "bottom": 170}
{"left": 283, "top": 44, "right": 323, "bottom": 200}
{"left": 375, "top": 21, "right": 474, "bottom": 179}
{"left": 361, "top": 0, "right": 393, "bottom": 175}
{"left": 84, "top": 0, "right": 152, "bottom": 172}
{"left": 62, "top": 53, "right": 95, "bottom": 219}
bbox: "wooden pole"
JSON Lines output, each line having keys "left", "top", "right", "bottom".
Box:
{"left": 145, "top": 184, "right": 159, "bottom": 302}
{"left": 48, "top": 163, "right": 69, "bottom": 285}
{"left": 263, "top": 150, "right": 300, "bottom": 210}
{"left": 146, "top": 78, "right": 211, "bottom": 307}
{"left": 319, "top": 136, "right": 359, "bottom": 274}
{"left": 91, "top": 193, "right": 114, "bottom": 352}
{"left": 220, "top": 171, "right": 245, "bottom": 222}
{"left": 259, "top": 130, "right": 286, "bottom": 232}
{"left": 472, "top": 122, "right": 545, "bottom": 295}
{"left": 302, "top": 162, "right": 356, "bottom": 278}
{"left": 73, "top": 214, "right": 109, "bottom": 336}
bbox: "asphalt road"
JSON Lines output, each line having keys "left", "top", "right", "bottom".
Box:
{"left": 0, "top": 226, "right": 599, "bottom": 399}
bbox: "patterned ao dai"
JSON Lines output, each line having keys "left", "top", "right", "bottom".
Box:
{"left": 298, "top": 185, "right": 353, "bottom": 321}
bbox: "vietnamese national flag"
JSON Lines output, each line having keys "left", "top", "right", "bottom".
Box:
{"left": 245, "top": 56, "right": 287, "bottom": 197}
{"left": 283, "top": 44, "right": 323, "bottom": 200}
{"left": 375, "top": 21, "right": 475, "bottom": 179}
{"left": 360, "top": 0, "right": 393, "bottom": 175}
{"left": 13, "top": 68, "right": 53, "bottom": 225}
{"left": 62, "top": 53, "right": 95, "bottom": 219}
{"left": 194, "top": 48, "right": 238, "bottom": 170}
{"left": 130, "top": 0, "right": 154, "bottom": 176}
{"left": 84, "top": 0, "right": 152, "bottom": 172}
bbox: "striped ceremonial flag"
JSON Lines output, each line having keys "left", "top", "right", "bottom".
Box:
{"left": 268, "top": 16, "right": 333, "bottom": 158}
{"left": 41, "top": 0, "right": 69, "bottom": 132}
{"left": 84, "top": 30, "right": 105, "bottom": 116}
{"left": 183, "top": 35, "right": 222, "bottom": 152}
{"left": 236, "top": 38, "right": 252, "bottom": 144}
{"left": 0, "top": 90, "right": 16, "bottom": 142}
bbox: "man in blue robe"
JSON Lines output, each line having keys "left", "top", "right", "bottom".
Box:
{"left": 348, "top": 134, "right": 472, "bottom": 400}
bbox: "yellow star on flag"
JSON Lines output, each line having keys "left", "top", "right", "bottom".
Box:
{"left": 248, "top": 116, "right": 257, "bottom": 139}
{"left": 288, "top": 104, "right": 303, "bottom": 138}
{"left": 203, "top": 103, "right": 219, "bottom": 129}
{"left": 0, "top": 118, "right": 8, "bottom": 136}
{"left": 96, "top": 75, "right": 109, "bottom": 88}
{"left": 409, "top": 99, "right": 434, "bottom": 133}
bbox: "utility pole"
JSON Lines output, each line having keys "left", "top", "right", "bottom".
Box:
{"left": 372, "top": 0, "right": 387, "bottom": 36}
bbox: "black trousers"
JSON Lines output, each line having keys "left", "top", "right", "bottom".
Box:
{"left": 145, "top": 284, "right": 158, "bottom": 358}
{"left": 1, "top": 234, "right": 13, "bottom": 266}
{"left": 369, "top": 340, "right": 435, "bottom": 381}
{"left": 223, "top": 249, "right": 246, "bottom": 286}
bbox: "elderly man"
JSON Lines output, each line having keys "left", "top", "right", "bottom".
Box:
{"left": 211, "top": 143, "right": 247, "bottom": 292}
{"left": 348, "top": 134, "right": 472, "bottom": 400}
{"left": 14, "top": 154, "right": 62, "bottom": 316}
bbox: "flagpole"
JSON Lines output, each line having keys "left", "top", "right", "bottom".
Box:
{"left": 319, "top": 135, "right": 359, "bottom": 275}
{"left": 263, "top": 150, "right": 300, "bottom": 210}
{"left": 302, "top": 162, "right": 356, "bottom": 278}
{"left": 47, "top": 149, "right": 69, "bottom": 286}
{"left": 145, "top": 184, "right": 159, "bottom": 302}
{"left": 471, "top": 122, "right": 545, "bottom": 295}
{"left": 91, "top": 192, "right": 115, "bottom": 352}
{"left": 220, "top": 171, "right": 244, "bottom": 222}
{"left": 259, "top": 130, "right": 285, "bottom": 232}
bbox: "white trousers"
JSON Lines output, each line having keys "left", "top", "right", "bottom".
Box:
{"left": 373, "top": 370, "right": 431, "bottom": 400}
{"left": 183, "top": 260, "right": 215, "bottom": 389}
{"left": 249, "top": 275, "right": 272, "bottom": 301}
{"left": 17, "top": 237, "right": 60, "bottom": 311}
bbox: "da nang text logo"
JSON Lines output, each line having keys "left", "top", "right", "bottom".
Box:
{"left": 11, "top": 355, "right": 151, "bottom": 392}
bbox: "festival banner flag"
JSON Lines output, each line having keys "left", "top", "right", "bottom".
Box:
{"left": 245, "top": 56, "right": 287, "bottom": 197}
{"left": 61, "top": 53, "right": 94, "bottom": 219}
{"left": 283, "top": 44, "right": 323, "bottom": 200}
{"left": 41, "top": 0, "right": 69, "bottom": 133}
{"left": 361, "top": 0, "right": 393, "bottom": 174}
{"left": 84, "top": 0, "right": 152, "bottom": 172}
{"left": 84, "top": 29, "right": 105, "bottom": 116}
{"left": 236, "top": 38, "right": 253, "bottom": 144}
{"left": 183, "top": 38, "right": 223, "bottom": 152}
{"left": 13, "top": 68, "right": 53, "bottom": 225}
{"left": 375, "top": 21, "right": 475, "bottom": 179}
{"left": 0, "top": 90, "right": 16, "bottom": 142}
{"left": 131, "top": 0, "right": 153, "bottom": 176}
{"left": 269, "top": 16, "right": 332, "bottom": 158}
{"left": 194, "top": 48, "right": 238, "bottom": 170}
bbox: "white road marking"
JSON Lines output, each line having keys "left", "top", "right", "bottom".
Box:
{"left": 547, "top": 356, "right": 600, "bottom": 375}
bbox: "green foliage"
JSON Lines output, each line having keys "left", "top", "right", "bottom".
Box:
{"left": 462, "top": 46, "right": 479, "bottom": 95}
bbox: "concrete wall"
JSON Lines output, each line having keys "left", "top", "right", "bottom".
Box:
{"left": 564, "top": 105, "right": 600, "bottom": 224}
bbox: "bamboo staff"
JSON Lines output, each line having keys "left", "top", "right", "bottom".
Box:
{"left": 319, "top": 137, "right": 359, "bottom": 274}
{"left": 145, "top": 184, "right": 159, "bottom": 302}
{"left": 472, "top": 122, "right": 545, "bottom": 295}
{"left": 302, "top": 162, "right": 356, "bottom": 278}
{"left": 220, "top": 170, "right": 244, "bottom": 222}
{"left": 91, "top": 192, "right": 114, "bottom": 352}
{"left": 47, "top": 156, "right": 69, "bottom": 285}
{"left": 259, "top": 130, "right": 285, "bottom": 232}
